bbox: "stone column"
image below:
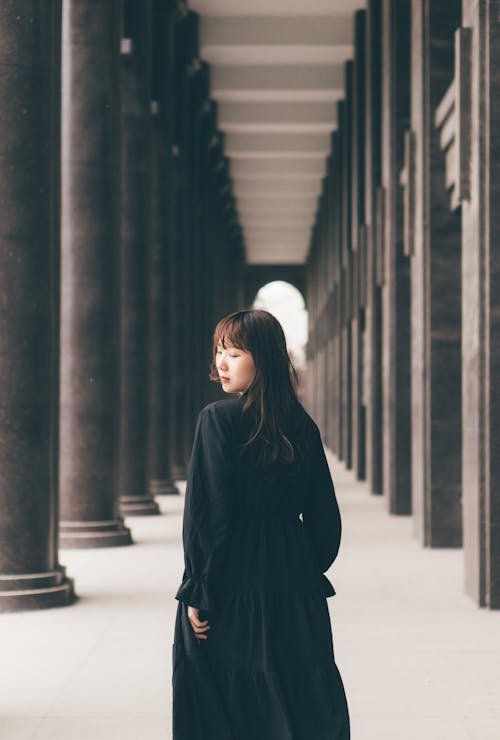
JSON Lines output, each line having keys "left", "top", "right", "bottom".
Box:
{"left": 364, "top": 0, "right": 383, "bottom": 495}
{"left": 59, "top": 0, "right": 132, "bottom": 547}
{"left": 325, "top": 153, "right": 336, "bottom": 451}
{"left": 311, "top": 230, "right": 320, "bottom": 424}
{"left": 461, "top": 0, "right": 500, "bottom": 608}
{"left": 330, "top": 127, "right": 343, "bottom": 459}
{"left": 169, "top": 12, "right": 199, "bottom": 480}
{"left": 321, "top": 183, "right": 329, "bottom": 442}
{"left": 316, "top": 190, "right": 327, "bottom": 437}
{"left": 410, "top": 0, "right": 462, "bottom": 546}
{"left": 167, "top": 138, "right": 186, "bottom": 481}
{"left": 181, "top": 58, "right": 215, "bottom": 469}
{"left": 188, "top": 64, "right": 210, "bottom": 439}
{"left": 315, "top": 220, "right": 321, "bottom": 433}
{"left": 350, "top": 10, "right": 367, "bottom": 480}
{"left": 148, "top": 2, "right": 179, "bottom": 496}
{"left": 340, "top": 64, "right": 353, "bottom": 468}
{"left": 200, "top": 102, "right": 219, "bottom": 405}
{"left": 118, "top": 2, "right": 159, "bottom": 516}
{"left": 306, "top": 234, "right": 317, "bottom": 420}
{"left": 0, "top": 1, "right": 75, "bottom": 611}
{"left": 381, "top": 0, "right": 412, "bottom": 514}
{"left": 181, "top": 60, "right": 196, "bottom": 465}
{"left": 198, "top": 86, "right": 218, "bottom": 409}
{"left": 200, "top": 109, "right": 218, "bottom": 405}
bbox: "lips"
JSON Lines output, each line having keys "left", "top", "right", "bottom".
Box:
{"left": 220, "top": 377, "right": 230, "bottom": 382}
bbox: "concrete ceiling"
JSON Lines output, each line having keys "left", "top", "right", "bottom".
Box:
{"left": 190, "top": 0, "right": 365, "bottom": 265}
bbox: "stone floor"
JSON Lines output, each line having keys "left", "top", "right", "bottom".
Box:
{"left": 1, "top": 451, "right": 499, "bottom": 740}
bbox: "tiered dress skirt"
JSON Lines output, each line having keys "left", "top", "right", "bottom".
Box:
{"left": 172, "top": 517, "right": 350, "bottom": 739}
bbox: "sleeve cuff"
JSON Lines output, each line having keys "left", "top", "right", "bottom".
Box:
{"left": 174, "top": 575, "right": 215, "bottom": 611}
{"left": 319, "top": 573, "right": 336, "bottom": 598}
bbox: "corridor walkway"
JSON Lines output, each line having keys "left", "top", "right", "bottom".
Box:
{"left": 1, "top": 450, "right": 499, "bottom": 740}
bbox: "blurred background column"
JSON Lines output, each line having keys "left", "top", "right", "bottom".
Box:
{"left": 318, "top": 179, "right": 329, "bottom": 440}
{"left": 199, "top": 102, "right": 220, "bottom": 406}
{"left": 59, "top": 0, "right": 132, "bottom": 547}
{"left": 169, "top": 11, "right": 199, "bottom": 479}
{"left": 340, "top": 65, "right": 353, "bottom": 469}
{"left": 147, "top": 0, "right": 180, "bottom": 497}
{"left": 363, "top": 0, "right": 383, "bottom": 496}
{"left": 461, "top": 0, "right": 500, "bottom": 607}
{"left": 410, "top": 0, "right": 462, "bottom": 547}
{"left": 118, "top": 0, "right": 160, "bottom": 516}
{"left": 185, "top": 61, "right": 210, "bottom": 460}
{"left": 381, "top": 0, "right": 412, "bottom": 515}
{"left": 325, "top": 153, "right": 336, "bottom": 452}
{"left": 350, "top": 11, "right": 367, "bottom": 481}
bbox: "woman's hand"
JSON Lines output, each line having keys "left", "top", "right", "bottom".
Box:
{"left": 187, "top": 606, "right": 211, "bottom": 640}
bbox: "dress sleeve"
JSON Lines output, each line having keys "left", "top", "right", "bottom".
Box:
{"left": 174, "top": 404, "right": 235, "bottom": 612}
{"left": 302, "top": 424, "right": 342, "bottom": 574}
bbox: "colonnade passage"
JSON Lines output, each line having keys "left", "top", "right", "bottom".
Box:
{"left": 0, "top": 0, "right": 242, "bottom": 613}
{"left": 0, "top": 0, "right": 499, "bottom": 615}
{"left": 305, "top": 0, "right": 500, "bottom": 610}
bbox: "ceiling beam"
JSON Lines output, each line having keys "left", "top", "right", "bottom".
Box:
{"left": 191, "top": 0, "right": 364, "bottom": 14}
{"left": 239, "top": 214, "right": 313, "bottom": 225}
{"left": 226, "top": 131, "right": 331, "bottom": 156}
{"left": 230, "top": 157, "right": 326, "bottom": 177}
{"left": 211, "top": 64, "right": 345, "bottom": 102}
{"left": 235, "top": 180, "right": 321, "bottom": 196}
{"left": 238, "top": 199, "right": 318, "bottom": 213}
{"left": 200, "top": 15, "right": 352, "bottom": 45}
{"left": 218, "top": 101, "right": 336, "bottom": 134}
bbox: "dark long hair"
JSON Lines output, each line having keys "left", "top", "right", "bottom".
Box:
{"left": 208, "top": 309, "right": 311, "bottom": 470}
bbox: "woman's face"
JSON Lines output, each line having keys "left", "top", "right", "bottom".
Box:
{"left": 216, "top": 340, "right": 256, "bottom": 395}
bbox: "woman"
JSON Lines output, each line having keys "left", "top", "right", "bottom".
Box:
{"left": 172, "top": 308, "right": 350, "bottom": 739}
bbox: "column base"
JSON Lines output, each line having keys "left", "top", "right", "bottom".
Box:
{"left": 149, "top": 478, "right": 180, "bottom": 496}
{"left": 119, "top": 496, "right": 161, "bottom": 516}
{"left": 0, "top": 565, "right": 76, "bottom": 613}
{"left": 60, "top": 519, "right": 133, "bottom": 548}
{"left": 171, "top": 464, "right": 187, "bottom": 481}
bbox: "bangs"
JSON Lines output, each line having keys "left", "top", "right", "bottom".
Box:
{"left": 213, "top": 315, "right": 249, "bottom": 352}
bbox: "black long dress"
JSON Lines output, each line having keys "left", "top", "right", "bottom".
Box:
{"left": 172, "top": 395, "right": 350, "bottom": 739}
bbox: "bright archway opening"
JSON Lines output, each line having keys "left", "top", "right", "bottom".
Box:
{"left": 252, "top": 280, "right": 308, "bottom": 399}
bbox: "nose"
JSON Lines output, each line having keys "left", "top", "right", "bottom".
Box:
{"left": 217, "top": 355, "right": 228, "bottom": 371}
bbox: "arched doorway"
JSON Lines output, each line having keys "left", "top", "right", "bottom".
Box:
{"left": 252, "top": 280, "right": 308, "bottom": 403}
